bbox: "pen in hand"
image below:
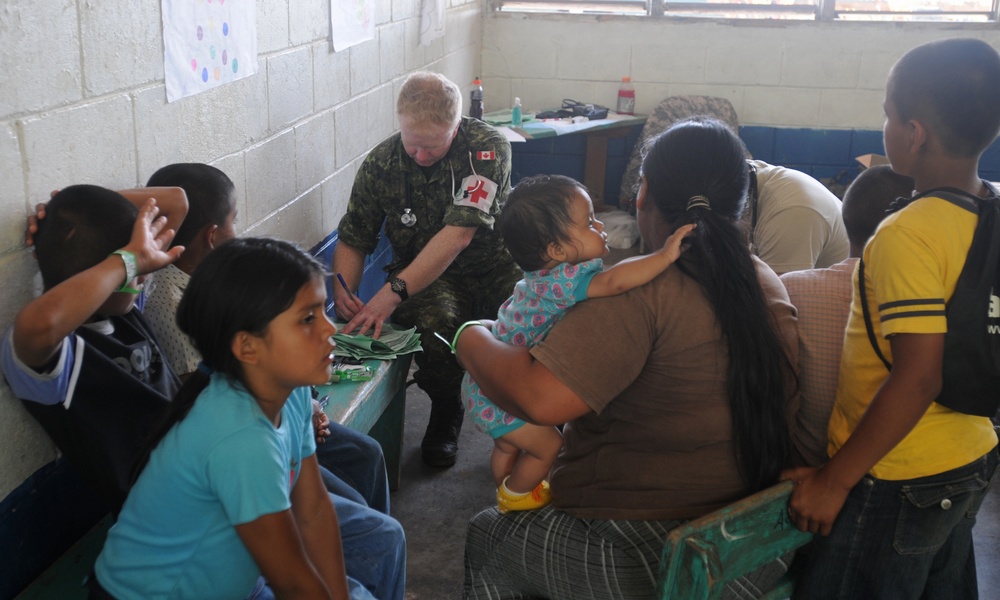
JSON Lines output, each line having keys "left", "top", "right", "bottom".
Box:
{"left": 336, "top": 273, "right": 356, "bottom": 301}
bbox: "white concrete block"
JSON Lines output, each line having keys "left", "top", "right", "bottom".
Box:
{"left": 268, "top": 48, "right": 315, "bottom": 130}
{"left": 421, "top": 30, "right": 445, "bottom": 65}
{"left": 742, "top": 87, "right": 822, "bottom": 127}
{"left": 257, "top": 0, "right": 290, "bottom": 54}
{"left": 445, "top": 8, "right": 480, "bottom": 55}
{"left": 858, "top": 51, "right": 901, "bottom": 91}
{"left": 380, "top": 22, "right": 406, "bottom": 83}
{"left": 705, "top": 40, "right": 783, "bottom": 87}
{"left": 80, "top": 1, "right": 163, "bottom": 97}
{"left": 403, "top": 20, "right": 426, "bottom": 73}
{"left": 519, "top": 79, "right": 570, "bottom": 115}
{"left": 372, "top": 0, "right": 393, "bottom": 28}
{"left": 335, "top": 97, "right": 370, "bottom": 169}
{"left": 0, "top": 124, "right": 27, "bottom": 252}
{"left": 295, "top": 111, "right": 337, "bottom": 194}
{"left": 21, "top": 96, "right": 138, "bottom": 197}
{"left": 633, "top": 44, "right": 707, "bottom": 86}
{"left": 350, "top": 40, "right": 381, "bottom": 96}
{"left": 483, "top": 41, "right": 556, "bottom": 80}
{"left": 366, "top": 84, "right": 396, "bottom": 149}
{"left": 781, "top": 45, "right": 860, "bottom": 89}
{"left": 244, "top": 130, "right": 296, "bottom": 226}
{"left": 133, "top": 78, "right": 265, "bottom": 179}
{"left": 0, "top": 385, "right": 58, "bottom": 499}
{"left": 0, "top": 251, "right": 55, "bottom": 499}
{"left": 556, "top": 44, "right": 630, "bottom": 81}
{"left": 0, "top": 0, "right": 81, "bottom": 119}
{"left": 290, "top": 0, "right": 330, "bottom": 46}
{"left": 820, "top": 89, "right": 885, "bottom": 130}
{"left": 392, "top": 0, "right": 422, "bottom": 23}
{"left": 271, "top": 187, "right": 326, "bottom": 248}
{"left": 322, "top": 164, "right": 358, "bottom": 233}
{"left": 314, "top": 43, "right": 353, "bottom": 111}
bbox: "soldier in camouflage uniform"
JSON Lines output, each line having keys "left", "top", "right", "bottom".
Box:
{"left": 333, "top": 72, "right": 522, "bottom": 468}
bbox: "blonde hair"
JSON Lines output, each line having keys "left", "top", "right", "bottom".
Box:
{"left": 397, "top": 72, "right": 462, "bottom": 128}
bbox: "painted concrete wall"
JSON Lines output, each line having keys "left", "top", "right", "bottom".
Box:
{"left": 0, "top": 0, "right": 484, "bottom": 501}
{"left": 482, "top": 15, "right": 1000, "bottom": 130}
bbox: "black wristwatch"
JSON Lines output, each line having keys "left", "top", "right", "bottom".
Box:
{"left": 389, "top": 277, "right": 409, "bottom": 301}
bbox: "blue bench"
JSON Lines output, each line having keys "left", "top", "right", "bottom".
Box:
{"left": 3, "top": 231, "right": 408, "bottom": 600}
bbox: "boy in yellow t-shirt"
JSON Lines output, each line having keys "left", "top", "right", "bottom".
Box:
{"left": 783, "top": 38, "right": 1000, "bottom": 599}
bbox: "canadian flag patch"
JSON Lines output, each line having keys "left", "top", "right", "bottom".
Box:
{"left": 477, "top": 150, "right": 496, "bottom": 161}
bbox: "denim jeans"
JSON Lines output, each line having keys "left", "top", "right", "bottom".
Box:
{"left": 249, "top": 574, "right": 376, "bottom": 600}
{"left": 316, "top": 421, "right": 391, "bottom": 515}
{"left": 252, "top": 424, "right": 405, "bottom": 600}
{"left": 248, "top": 490, "right": 406, "bottom": 600}
{"left": 797, "top": 445, "right": 999, "bottom": 600}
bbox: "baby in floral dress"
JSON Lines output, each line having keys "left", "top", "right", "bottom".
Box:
{"left": 461, "top": 174, "right": 694, "bottom": 513}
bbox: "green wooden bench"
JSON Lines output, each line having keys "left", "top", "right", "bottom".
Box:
{"left": 657, "top": 480, "right": 814, "bottom": 600}
{"left": 13, "top": 356, "right": 412, "bottom": 600}
{"left": 316, "top": 355, "right": 413, "bottom": 492}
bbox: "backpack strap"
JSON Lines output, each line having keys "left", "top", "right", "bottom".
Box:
{"left": 857, "top": 183, "right": 995, "bottom": 372}
{"left": 858, "top": 257, "right": 893, "bottom": 371}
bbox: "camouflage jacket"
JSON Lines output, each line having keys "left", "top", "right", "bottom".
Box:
{"left": 338, "top": 117, "right": 517, "bottom": 278}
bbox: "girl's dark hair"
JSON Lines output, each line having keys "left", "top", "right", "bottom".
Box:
{"left": 133, "top": 237, "right": 326, "bottom": 480}
{"left": 499, "top": 174, "right": 586, "bottom": 271}
{"left": 641, "top": 117, "right": 793, "bottom": 491}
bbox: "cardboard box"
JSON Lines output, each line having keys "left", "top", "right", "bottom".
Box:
{"left": 856, "top": 153, "right": 890, "bottom": 169}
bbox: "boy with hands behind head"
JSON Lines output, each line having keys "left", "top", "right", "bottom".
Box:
{"left": 2, "top": 185, "right": 187, "bottom": 512}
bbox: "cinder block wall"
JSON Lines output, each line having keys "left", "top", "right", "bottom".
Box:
{"left": 0, "top": 0, "right": 485, "bottom": 503}
{"left": 482, "top": 15, "right": 1000, "bottom": 131}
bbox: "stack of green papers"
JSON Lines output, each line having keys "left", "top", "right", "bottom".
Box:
{"left": 332, "top": 324, "right": 422, "bottom": 360}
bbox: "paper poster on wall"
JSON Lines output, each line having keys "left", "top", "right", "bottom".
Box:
{"left": 419, "top": 0, "right": 445, "bottom": 47}
{"left": 331, "top": 0, "right": 374, "bottom": 52}
{"left": 162, "top": 0, "right": 258, "bottom": 103}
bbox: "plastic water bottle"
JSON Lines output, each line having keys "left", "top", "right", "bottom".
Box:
{"left": 470, "top": 77, "right": 484, "bottom": 120}
{"left": 511, "top": 97, "right": 523, "bottom": 126}
{"left": 616, "top": 76, "right": 635, "bottom": 115}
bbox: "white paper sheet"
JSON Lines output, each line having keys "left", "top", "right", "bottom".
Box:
{"left": 162, "top": 0, "right": 258, "bottom": 103}
{"left": 331, "top": 0, "right": 375, "bottom": 52}
{"left": 419, "top": 0, "right": 445, "bottom": 47}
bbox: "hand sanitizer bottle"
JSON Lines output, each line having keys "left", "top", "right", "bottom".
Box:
{"left": 511, "top": 97, "right": 523, "bottom": 126}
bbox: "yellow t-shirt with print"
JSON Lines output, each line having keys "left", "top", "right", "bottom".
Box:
{"left": 828, "top": 193, "right": 998, "bottom": 480}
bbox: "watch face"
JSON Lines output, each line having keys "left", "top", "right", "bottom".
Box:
{"left": 391, "top": 278, "right": 407, "bottom": 299}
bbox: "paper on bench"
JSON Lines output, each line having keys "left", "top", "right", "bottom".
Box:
{"left": 333, "top": 323, "right": 422, "bottom": 360}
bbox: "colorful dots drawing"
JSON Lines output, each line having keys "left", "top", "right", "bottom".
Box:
{"left": 162, "top": 0, "right": 258, "bottom": 102}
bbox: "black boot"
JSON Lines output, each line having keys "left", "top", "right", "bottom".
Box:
{"left": 421, "top": 397, "right": 464, "bottom": 468}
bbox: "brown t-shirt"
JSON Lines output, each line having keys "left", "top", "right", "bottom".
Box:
{"left": 530, "top": 258, "right": 798, "bottom": 521}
